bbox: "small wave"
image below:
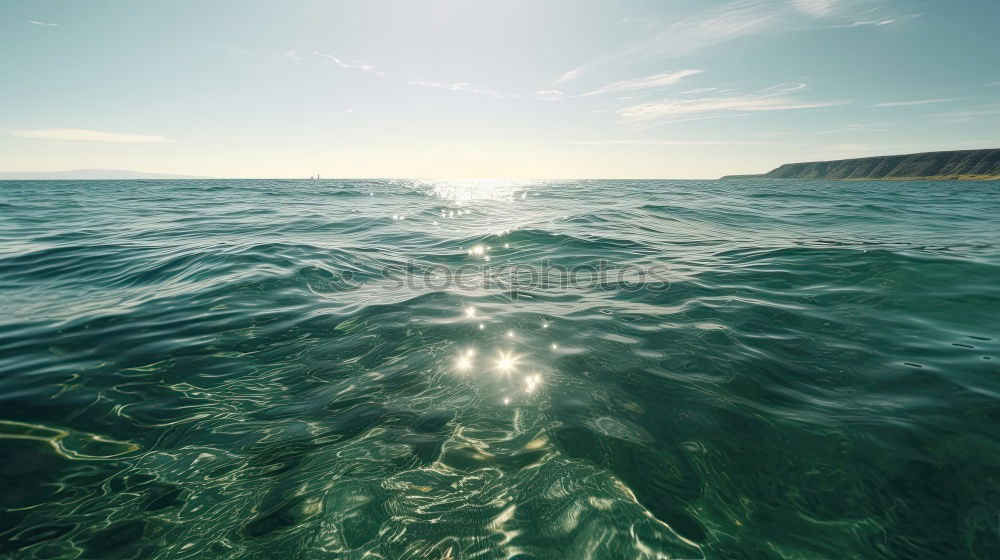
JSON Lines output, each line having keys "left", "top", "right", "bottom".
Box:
{"left": 1, "top": 178, "right": 998, "bottom": 559}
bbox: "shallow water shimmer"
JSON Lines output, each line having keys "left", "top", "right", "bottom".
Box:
{"left": 1, "top": 179, "right": 998, "bottom": 559}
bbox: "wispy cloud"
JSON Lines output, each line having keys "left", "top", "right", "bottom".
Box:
{"left": 553, "top": 1, "right": 789, "bottom": 83}
{"left": 621, "top": 1, "right": 783, "bottom": 58}
{"left": 836, "top": 18, "right": 897, "bottom": 27}
{"left": 11, "top": 129, "right": 172, "bottom": 143}
{"left": 553, "top": 68, "right": 584, "bottom": 85}
{"left": 753, "top": 122, "right": 887, "bottom": 137}
{"left": 284, "top": 50, "right": 301, "bottom": 61}
{"left": 580, "top": 70, "right": 703, "bottom": 97}
{"left": 831, "top": 12, "right": 921, "bottom": 28}
{"left": 409, "top": 81, "right": 520, "bottom": 99}
{"left": 929, "top": 104, "right": 1000, "bottom": 123}
{"left": 873, "top": 98, "right": 960, "bottom": 108}
{"left": 809, "top": 123, "right": 886, "bottom": 134}
{"left": 533, "top": 90, "right": 567, "bottom": 101}
{"left": 619, "top": 97, "right": 845, "bottom": 121}
{"left": 681, "top": 87, "right": 723, "bottom": 95}
{"left": 28, "top": 20, "right": 59, "bottom": 27}
{"left": 791, "top": 0, "right": 837, "bottom": 17}
{"left": 616, "top": 83, "right": 848, "bottom": 127}
{"left": 313, "top": 51, "right": 386, "bottom": 76}
{"left": 552, "top": 0, "right": 896, "bottom": 83}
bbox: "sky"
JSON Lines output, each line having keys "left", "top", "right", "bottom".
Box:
{"left": 1, "top": 0, "right": 998, "bottom": 179}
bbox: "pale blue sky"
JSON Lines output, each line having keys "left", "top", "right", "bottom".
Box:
{"left": 2, "top": 0, "right": 998, "bottom": 178}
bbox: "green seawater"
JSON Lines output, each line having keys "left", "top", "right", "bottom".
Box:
{"left": 0, "top": 179, "right": 998, "bottom": 559}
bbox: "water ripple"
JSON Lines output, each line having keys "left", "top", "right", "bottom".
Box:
{"left": 1, "top": 179, "right": 998, "bottom": 559}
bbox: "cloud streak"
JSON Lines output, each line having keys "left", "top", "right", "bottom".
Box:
{"left": 533, "top": 90, "right": 567, "bottom": 101}
{"left": 580, "top": 70, "right": 703, "bottom": 97}
{"left": 552, "top": 1, "right": 789, "bottom": 83}
{"left": 616, "top": 83, "right": 848, "bottom": 127}
{"left": 313, "top": 51, "right": 386, "bottom": 76}
{"left": 11, "top": 129, "right": 172, "bottom": 143}
{"left": 409, "top": 81, "right": 520, "bottom": 99}
{"left": 28, "top": 20, "right": 59, "bottom": 27}
{"left": 831, "top": 12, "right": 921, "bottom": 28}
{"left": 552, "top": 0, "right": 898, "bottom": 83}
{"left": 873, "top": 98, "right": 960, "bottom": 108}
{"left": 836, "top": 18, "right": 897, "bottom": 27}
{"left": 619, "top": 97, "right": 845, "bottom": 121}
{"left": 929, "top": 104, "right": 1000, "bottom": 123}
{"left": 791, "top": 0, "right": 837, "bottom": 17}
{"left": 554, "top": 68, "right": 585, "bottom": 85}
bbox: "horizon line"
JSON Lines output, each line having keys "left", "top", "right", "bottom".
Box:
{"left": 0, "top": 176, "right": 731, "bottom": 181}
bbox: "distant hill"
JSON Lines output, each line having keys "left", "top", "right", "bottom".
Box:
{"left": 722, "top": 149, "right": 1000, "bottom": 180}
{"left": 0, "top": 169, "right": 210, "bottom": 180}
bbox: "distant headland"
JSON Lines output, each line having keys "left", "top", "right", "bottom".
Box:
{"left": 722, "top": 149, "right": 1000, "bottom": 181}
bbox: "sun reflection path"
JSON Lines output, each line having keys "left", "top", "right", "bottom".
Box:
{"left": 419, "top": 178, "right": 540, "bottom": 203}
{"left": 450, "top": 304, "right": 559, "bottom": 407}
{"left": 524, "top": 373, "right": 542, "bottom": 394}
{"left": 495, "top": 350, "right": 519, "bottom": 374}
{"left": 455, "top": 354, "right": 472, "bottom": 373}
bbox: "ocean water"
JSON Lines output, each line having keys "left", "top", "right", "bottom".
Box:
{"left": 0, "top": 178, "right": 998, "bottom": 560}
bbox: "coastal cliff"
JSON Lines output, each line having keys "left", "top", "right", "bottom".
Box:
{"left": 723, "top": 149, "right": 1000, "bottom": 180}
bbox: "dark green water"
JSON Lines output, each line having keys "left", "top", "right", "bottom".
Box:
{"left": 1, "top": 179, "right": 998, "bottom": 559}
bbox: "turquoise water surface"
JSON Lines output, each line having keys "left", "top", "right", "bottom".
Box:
{"left": 1, "top": 179, "right": 998, "bottom": 559}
